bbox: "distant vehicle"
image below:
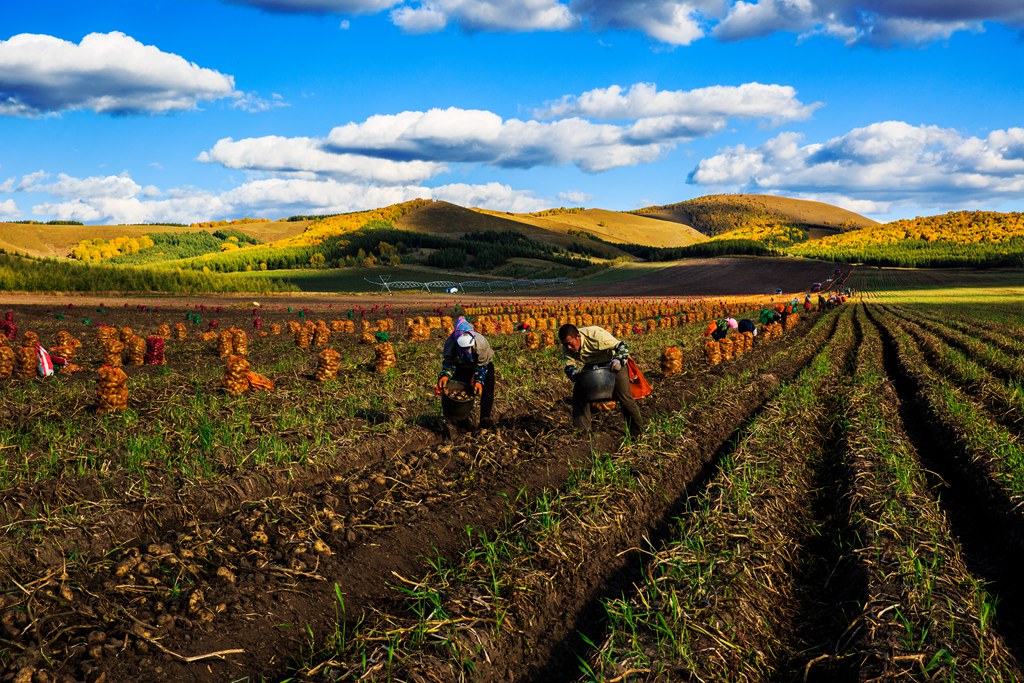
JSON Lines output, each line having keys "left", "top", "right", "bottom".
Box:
{"left": 774, "top": 288, "right": 783, "bottom": 295}
{"left": 811, "top": 282, "right": 822, "bottom": 292}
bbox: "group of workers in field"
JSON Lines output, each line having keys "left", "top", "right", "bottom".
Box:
{"left": 433, "top": 285, "right": 849, "bottom": 440}
{"left": 433, "top": 316, "right": 645, "bottom": 439}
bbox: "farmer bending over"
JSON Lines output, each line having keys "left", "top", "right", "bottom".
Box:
{"left": 558, "top": 324, "right": 644, "bottom": 437}
{"left": 436, "top": 316, "right": 496, "bottom": 432}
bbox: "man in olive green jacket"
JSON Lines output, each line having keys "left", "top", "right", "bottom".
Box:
{"left": 559, "top": 323, "right": 644, "bottom": 437}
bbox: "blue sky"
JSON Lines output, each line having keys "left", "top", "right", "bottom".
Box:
{"left": 1, "top": 0, "right": 1023, "bottom": 226}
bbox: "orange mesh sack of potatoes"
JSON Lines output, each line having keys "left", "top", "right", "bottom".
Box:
{"left": 361, "top": 331, "right": 375, "bottom": 345}
{"left": 102, "top": 339, "right": 124, "bottom": 367}
{"left": 783, "top": 312, "right": 798, "bottom": 331}
{"left": 741, "top": 331, "right": 755, "bottom": 351}
{"left": 57, "top": 330, "right": 82, "bottom": 350}
{"left": 315, "top": 349, "right": 341, "bottom": 381}
{"left": 15, "top": 346, "right": 36, "bottom": 378}
{"left": 223, "top": 355, "right": 251, "bottom": 395}
{"left": 119, "top": 327, "right": 134, "bottom": 343}
{"left": 0, "top": 346, "right": 14, "bottom": 378}
{"left": 524, "top": 332, "right": 540, "bottom": 350}
{"left": 330, "top": 320, "right": 345, "bottom": 332}
{"left": 173, "top": 323, "right": 188, "bottom": 340}
{"left": 200, "top": 330, "right": 218, "bottom": 343}
{"left": 270, "top": 323, "right": 282, "bottom": 335}
{"left": 126, "top": 336, "right": 146, "bottom": 365}
{"left": 218, "top": 330, "right": 234, "bottom": 358}
{"left": 407, "top": 324, "right": 430, "bottom": 342}
{"left": 541, "top": 330, "right": 555, "bottom": 348}
{"left": 719, "top": 337, "right": 734, "bottom": 362}
{"left": 230, "top": 327, "right": 248, "bottom": 357}
{"left": 96, "top": 366, "right": 128, "bottom": 415}
{"left": 157, "top": 324, "right": 171, "bottom": 337}
{"left": 313, "top": 323, "right": 330, "bottom": 348}
{"left": 660, "top": 347, "right": 683, "bottom": 376}
{"left": 374, "top": 343, "right": 397, "bottom": 373}
{"left": 21, "top": 331, "right": 39, "bottom": 348}
{"left": 294, "top": 325, "right": 312, "bottom": 349}
{"left": 703, "top": 340, "right": 722, "bottom": 366}
{"left": 97, "top": 326, "right": 117, "bottom": 343}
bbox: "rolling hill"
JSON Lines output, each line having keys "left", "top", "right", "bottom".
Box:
{"left": 0, "top": 220, "right": 310, "bottom": 259}
{"left": 633, "top": 194, "right": 879, "bottom": 243}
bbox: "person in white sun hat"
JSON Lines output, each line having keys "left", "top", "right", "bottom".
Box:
{"left": 435, "top": 316, "right": 496, "bottom": 435}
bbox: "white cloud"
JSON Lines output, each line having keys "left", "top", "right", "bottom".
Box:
{"left": 226, "top": 0, "right": 1024, "bottom": 45}
{"left": 232, "top": 91, "right": 288, "bottom": 113}
{"left": 537, "top": 82, "right": 819, "bottom": 123}
{"left": 16, "top": 170, "right": 549, "bottom": 223}
{"left": 198, "top": 135, "right": 448, "bottom": 183}
{"left": 431, "top": 182, "right": 548, "bottom": 211}
{"left": 715, "top": 0, "right": 1024, "bottom": 45}
{"left": 0, "top": 32, "right": 236, "bottom": 116}
{"left": 18, "top": 172, "right": 159, "bottom": 200}
{"left": 558, "top": 190, "right": 590, "bottom": 204}
{"left": 392, "top": 0, "right": 576, "bottom": 32}
{"left": 572, "top": 0, "right": 717, "bottom": 45}
{"left": 324, "top": 107, "right": 670, "bottom": 172}
{"left": 226, "top": 0, "right": 400, "bottom": 13}
{"left": 689, "top": 122, "right": 1024, "bottom": 213}
{"left": 0, "top": 199, "right": 19, "bottom": 219}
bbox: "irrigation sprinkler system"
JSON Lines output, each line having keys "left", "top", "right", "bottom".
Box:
{"left": 365, "top": 275, "right": 573, "bottom": 294}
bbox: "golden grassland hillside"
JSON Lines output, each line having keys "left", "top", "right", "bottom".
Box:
{"left": 633, "top": 194, "right": 879, "bottom": 240}
{"left": 0, "top": 220, "right": 309, "bottom": 259}
{"left": 485, "top": 207, "right": 706, "bottom": 249}
{"left": 792, "top": 211, "right": 1024, "bottom": 267}
{"left": 397, "top": 201, "right": 631, "bottom": 259}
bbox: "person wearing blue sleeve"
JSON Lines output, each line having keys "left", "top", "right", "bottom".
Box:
{"left": 435, "top": 316, "right": 496, "bottom": 434}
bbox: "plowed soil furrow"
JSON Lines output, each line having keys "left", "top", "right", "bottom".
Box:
{"left": 783, "top": 308, "right": 864, "bottom": 682}
{"left": 522, "top": 313, "right": 845, "bottom": 683}
{"left": 868, "top": 304, "right": 1024, "bottom": 666}
{"left": 2, "top": 314, "right": 825, "bottom": 682}
{"left": 840, "top": 305, "right": 1021, "bottom": 680}
{"left": 893, "top": 310, "right": 1024, "bottom": 434}
{"left": 564, "top": 308, "right": 853, "bottom": 682}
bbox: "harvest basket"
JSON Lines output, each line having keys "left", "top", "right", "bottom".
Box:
{"left": 441, "top": 380, "right": 475, "bottom": 420}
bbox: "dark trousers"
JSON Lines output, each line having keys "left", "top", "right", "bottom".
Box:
{"left": 572, "top": 366, "right": 644, "bottom": 436}
{"left": 452, "top": 363, "right": 495, "bottom": 421}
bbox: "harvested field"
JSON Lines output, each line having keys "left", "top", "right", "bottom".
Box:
{"left": 2, "top": 278, "right": 1024, "bottom": 682}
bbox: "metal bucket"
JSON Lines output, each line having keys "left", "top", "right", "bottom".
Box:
{"left": 573, "top": 364, "right": 616, "bottom": 402}
{"left": 441, "top": 380, "right": 475, "bottom": 420}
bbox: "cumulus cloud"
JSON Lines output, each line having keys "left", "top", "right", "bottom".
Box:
{"left": 536, "top": 82, "right": 819, "bottom": 123}
{"left": 321, "top": 87, "right": 814, "bottom": 173}
{"left": 714, "top": 0, "right": 1022, "bottom": 45}
{"left": 323, "top": 107, "right": 666, "bottom": 172}
{"left": 18, "top": 172, "right": 160, "bottom": 200}
{"left": 225, "top": 0, "right": 1024, "bottom": 45}
{"left": 0, "top": 199, "right": 19, "bottom": 220}
{"left": 0, "top": 32, "right": 236, "bottom": 116}
{"left": 688, "top": 122, "right": 1024, "bottom": 213}
{"left": 16, "top": 170, "right": 549, "bottom": 223}
{"left": 199, "top": 135, "right": 447, "bottom": 183}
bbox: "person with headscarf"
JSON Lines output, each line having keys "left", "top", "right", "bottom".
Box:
{"left": 435, "top": 316, "right": 496, "bottom": 432}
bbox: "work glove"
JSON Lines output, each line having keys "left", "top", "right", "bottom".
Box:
{"left": 435, "top": 375, "right": 449, "bottom": 394}
{"left": 564, "top": 366, "right": 579, "bottom": 382}
{"left": 610, "top": 359, "right": 623, "bottom": 372}
{"left": 473, "top": 382, "right": 483, "bottom": 396}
